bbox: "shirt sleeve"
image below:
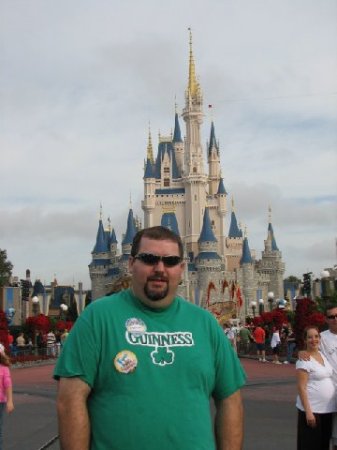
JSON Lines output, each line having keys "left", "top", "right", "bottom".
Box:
{"left": 296, "top": 360, "right": 311, "bottom": 373}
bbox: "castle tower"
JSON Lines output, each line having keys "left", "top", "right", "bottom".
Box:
{"left": 207, "top": 121, "right": 221, "bottom": 196}
{"left": 89, "top": 207, "right": 110, "bottom": 300}
{"left": 120, "top": 208, "right": 138, "bottom": 276}
{"left": 215, "top": 177, "right": 228, "bottom": 257}
{"left": 260, "top": 207, "right": 285, "bottom": 299}
{"left": 172, "top": 109, "right": 184, "bottom": 174}
{"left": 142, "top": 129, "right": 156, "bottom": 228}
{"left": 109, "top": 227, "right": 119, "bottom": 265}
{"left": 195, "top": 207, "right": 222, "bottom": 307}
{"left": 240, "top": 235, "right": 255, "bottom": 318}
{"left": 225, "top": 198, "right": 244, "bottom": 271}
{"left": 181, "top": 30, "right": 208, "bottom": 256}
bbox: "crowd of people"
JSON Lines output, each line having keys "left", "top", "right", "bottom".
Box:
{"left": 223, "top": 321, "right": 297, "bottom": 365}
{"left": 6, "top": 329, "right": 69, "bottom": 358}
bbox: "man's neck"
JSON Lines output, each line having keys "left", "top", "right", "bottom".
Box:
{"left": 329, "top": 328, "right": 337, "bottom": 335}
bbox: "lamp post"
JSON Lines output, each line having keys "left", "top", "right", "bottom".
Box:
{"left": 250, "top": 300, "right": 257, "bottom": 317}
{"left": 31, "top": 296, "right": 40, "bottom": 316}
{"left": 267, "top": 292, "right": 274, "bottom": 311}
{"left": 60, "top": 303, "right": 68, "bottom": 321}
{"left": 258, "top": 298, "right": 264, "bottom": 315}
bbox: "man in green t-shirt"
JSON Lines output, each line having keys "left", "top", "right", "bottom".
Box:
{"left": 55, "top": 226, "right": 246, "bottom": 450}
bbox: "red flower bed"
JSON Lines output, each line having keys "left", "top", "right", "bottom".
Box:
{"left": 253, "top": 309, "right": 288, "bottom": 329}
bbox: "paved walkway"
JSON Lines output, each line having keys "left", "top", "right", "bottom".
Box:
{"left": 4, "top": 357, "right": 298, "bottom": 449}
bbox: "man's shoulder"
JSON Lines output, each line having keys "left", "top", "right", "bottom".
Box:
{"left": 320, "top": 329, "right": 337, "bottom": 342}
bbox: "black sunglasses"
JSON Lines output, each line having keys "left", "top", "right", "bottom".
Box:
{"left": 134, "top": 253, "right": 182, "bottom": 268}
{"left": 327, "top": 314, "right": 337, "bottom": 320}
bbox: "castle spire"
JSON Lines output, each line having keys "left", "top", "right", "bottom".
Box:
{"left": 122, "top": 208, "right": 137, "bottom": 245}
{"left": 267, "top": 206, "right": 279, "bottom": 251}
{"left": 92, "top": 217, "right": 108, "bottom": 253}
{"left": 198, "top": 208, "right": 217, "bottom": 243}
{"left": 228, "top": 198, "right": 242, "bottom": 238}
{"left": 146, "top": 124, "right": 154, "bottom": 164}
{"left": 208, "top": 121, "right": 219, "bottom": 155}
{"left": 240, "top": 236, "right": 253, "bottom": 264}
{"left": 173, "top": 110, "right": 182, "bottom": 143}
{"left": 187, "top": 28, "right": 199, "bottom": 98}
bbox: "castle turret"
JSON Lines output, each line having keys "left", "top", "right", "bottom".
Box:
{"left": 89, "top": 208, "right": 110, "bottom": 300}
{"left": 119, "top": 208, "right": 138, "bottom": 276}
{"left": 240, "top": 235, "right": 255, "bottom": 318}
{"left": 173, "top": 110, "right": 184, "bottom": 174}
{"left": 207, "top": 121, "right": 221, "bottom": 195}
{"left": 142, "top": 129, "right": 156, "bottom": 228}
{"left": 195, "top": 208, "right": 222, "bottom": 307}
{"left": 216, "top": 177, "right": 228, "bottom": 257}
{"left": 259, "top": 207, "right": 285, "bottom": 299}
{"left": 225, "top": 198, "right": 243, "bottom": 271}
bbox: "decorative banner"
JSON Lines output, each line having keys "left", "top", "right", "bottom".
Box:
{"left": 221, "top": 279, "right": 229, "bottom": 294}
{"left": 206, "top": 281, "right": 216, "bottom": 307}
{"left": 236, "top": 285, "right": 243, "bottom": 309}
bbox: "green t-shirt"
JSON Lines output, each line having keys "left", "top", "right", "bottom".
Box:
{"left": 54, "top": 289, "right": 246, "bottom": 450}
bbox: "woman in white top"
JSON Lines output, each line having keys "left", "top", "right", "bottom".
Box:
{"left": 296, "top": 326, "right": 336, "bottom": 450}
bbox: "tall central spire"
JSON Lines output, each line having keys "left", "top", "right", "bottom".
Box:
{"left": 187, "top": 28, "right": 199, "bottom": 98}
{"left": 146, "top": 124, "right": 154, "bottom": 164}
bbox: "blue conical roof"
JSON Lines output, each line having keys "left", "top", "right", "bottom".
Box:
{"left": 198, "top": 208, "right": 217, "bottom": 243}
{"left": 228, "top": 211, "right": 242, "bottom": 238}
{"left": 110, "top": 228, "right": 117, "bottom": 244}
{"left": 268, "top": 222, "right": 279, "bottom": 251}
{"left": 208, "top": 121, "right": 219, "bottom": 155}
{"left": 161, "top": 213, "right": 180, "bottom": 236}
{"left": 122, "top": 209, "right": 137, "bottom": 245}
{"left": 240, "top": 237, "right": 253, "bottom": 264}
{"left": 154, "top": 141, "right": 181, "bottom": 179}
{"left": 93, "top": 219, "right": 109, "bottom": 253}
{"left": 173, "top": 113, "right": 182, "bottom": 143}
{"left": 144, "top": 158, "right": 155, "bottom": 179}
{"left": 217, "top": 178, "right": 227, "bottom": 195}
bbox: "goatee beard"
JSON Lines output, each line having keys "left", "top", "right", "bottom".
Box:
{"left": 144, "top": 278, "right": 169, "bottom": 301}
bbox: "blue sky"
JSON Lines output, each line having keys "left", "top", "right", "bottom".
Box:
{"left": 1, "top": 0, "right": 337, "bottom": 289}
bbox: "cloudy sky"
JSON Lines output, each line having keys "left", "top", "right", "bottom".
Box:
{"left": 1, "top": 0, "right": 337, "bottom": 290}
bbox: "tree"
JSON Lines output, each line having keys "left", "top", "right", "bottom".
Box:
{"left": 0, "top": 249, "right": 13, "bottom": 287}
{"left": 293, "top": 297, "right": 325, "bottom": 349}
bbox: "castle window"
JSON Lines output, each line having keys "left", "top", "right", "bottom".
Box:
{"left": 193, "top": 167, "right": 197, "bottom": 173}
{"left": 164, "top": 178, "right": 170, "bottom": 187}
{"left": 164, "top": 167, "right": 170, "bottom": 174}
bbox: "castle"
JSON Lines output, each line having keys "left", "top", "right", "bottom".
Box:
{"left": 89, "top": 33, "right": 285, "bottom": 322}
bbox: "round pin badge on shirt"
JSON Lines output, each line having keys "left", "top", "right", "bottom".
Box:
{"left": 114, "top": 350, "right": 138, "bottom": 374}
{"left": 125, "top": 318, "right": 147, "bottom": 336}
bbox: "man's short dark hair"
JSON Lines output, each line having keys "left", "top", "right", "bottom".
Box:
{"left": 325, "top": 303, "right": 337, "bottom": 315}
{"left": 131, "top": 226, "right": 183, "bottom": 259}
